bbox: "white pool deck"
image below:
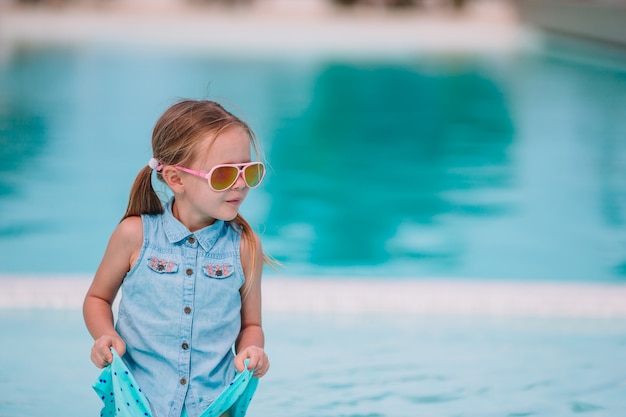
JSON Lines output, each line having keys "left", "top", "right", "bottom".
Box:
{"left": 0, "top": 0, "right": 536, "bottom": 56}
{"left": 1, "top": 275, "right": 626, "bottom": 318}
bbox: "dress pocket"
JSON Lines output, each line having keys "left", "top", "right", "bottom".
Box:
{"left": 147, "top": 257, "right": 179, "bottom": 274}
{"left": 203, "top": 263, "right": 234, "bottom": 279}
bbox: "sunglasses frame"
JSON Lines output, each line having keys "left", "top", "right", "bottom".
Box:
{"left": 174, "top": 162, "right": 265, "bottom": 192}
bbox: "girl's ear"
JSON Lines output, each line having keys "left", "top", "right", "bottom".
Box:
{"left": 161, "top": 166, "right": 185, "bottom": 193}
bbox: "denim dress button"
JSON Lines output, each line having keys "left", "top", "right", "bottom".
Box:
{"left": 180, "top": 378, "right": 187, "bottom": 385}
{"left": 188, "top": 236, "right": 195, "bottom": 244}
{"left": 186, "top": 268, "right": 193, "bottom": 275}
{"left": 182, "top": 342, "right": 189, "bottom": 350}
{"left": 184, "top": 306, "right": 191, "bottom": 314}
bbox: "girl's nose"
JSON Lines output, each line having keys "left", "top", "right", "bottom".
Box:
{"left": 231, "top": 171, "right": 247, "bottom": 190}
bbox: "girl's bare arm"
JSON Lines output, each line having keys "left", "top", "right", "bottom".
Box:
{"left": 235, "top": 231, "right": 269, "bottom": 378}
{"left": 83, "top": 215, "right": 143, "bottom": 367}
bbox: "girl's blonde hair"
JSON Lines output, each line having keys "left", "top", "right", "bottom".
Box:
{"left": 122, "top": 99, "right": 271, "bottom": 285}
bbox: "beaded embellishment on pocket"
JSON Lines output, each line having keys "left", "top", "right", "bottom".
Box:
{"left": 147, "top": 257, "right": 179, "bottom": 273}
{"left": 203, "top": 263, "right": 233, "bottom": 279}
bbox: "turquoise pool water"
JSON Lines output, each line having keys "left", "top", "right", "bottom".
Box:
{"left": 1, "top": 35, "right": 625, "bottom": 281}
{"left": 2, "top": 308, "right": 625, "bottom": 417}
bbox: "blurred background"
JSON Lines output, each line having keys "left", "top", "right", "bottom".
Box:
{"left": 1, "top": 1, "right": 626, "bottom": 417}
{"left": 1, "top": 0, "right": 625, "bottom": 282}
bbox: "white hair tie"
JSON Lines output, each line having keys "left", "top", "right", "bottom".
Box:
{"left": 148, "top": 158, "right": 162, "bottom": 171}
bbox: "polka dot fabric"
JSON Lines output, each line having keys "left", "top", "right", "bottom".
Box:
{"left": 93, "top": 348, "right": 152, "bottom": 417}
{"left": 199, "top": 359, "right": 258, "bottom": 417}
{"left": 92, "top": 349, "right": 258, "bottom": 417}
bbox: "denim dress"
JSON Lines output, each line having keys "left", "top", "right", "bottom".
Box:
{"left": 116, "top": 199, "right": 245, "bottom": 417}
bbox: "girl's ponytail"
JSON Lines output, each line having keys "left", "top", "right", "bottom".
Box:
{"left": 122, "top": 166, "right": 163, "bottom": 221}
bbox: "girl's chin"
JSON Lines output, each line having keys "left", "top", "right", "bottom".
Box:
{"left": 219, "top": 209, "right": 240, "bottom": 222}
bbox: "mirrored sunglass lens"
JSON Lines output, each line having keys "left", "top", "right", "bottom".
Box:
{"left": 244, "top": 164, "right": 264, "bottom": 187}
{"left": 211, "top": 166, "right": 239, "bottom": 190}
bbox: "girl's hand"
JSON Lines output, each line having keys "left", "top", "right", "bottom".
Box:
{"left": 90, "top": 334, "right": 126, "bottom": 368}
{"left": 234, "top": 345, "right": 269, "bottom": 378}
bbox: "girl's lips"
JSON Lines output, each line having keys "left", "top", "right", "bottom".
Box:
{"left": 225, "top": 192, "right": 245, "bottom": 206}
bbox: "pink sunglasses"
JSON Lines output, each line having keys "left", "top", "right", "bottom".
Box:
{"left": 175, "top": 162, "right": 265, "bottom": 192}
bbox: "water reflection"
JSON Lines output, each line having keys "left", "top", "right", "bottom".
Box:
{"left": 0, "top": 42, "right": 624, "bottom": 281}
{"left": 506, "top": 40, "right": 626, "bottom": 281}
{"left": 0, "top": 49, "right": 59, "bottom": 238}
{"left": 266, "top": 60, "right": 514, "bottom": 274}
{"left": 0, "top": 106, "right": 46, "bottom": 197}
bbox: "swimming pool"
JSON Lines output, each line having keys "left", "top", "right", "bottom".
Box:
{"left": 2, "top": 301, "right": 626, "bottom": 417}
{"left": 1, "top": 32, "right": 625, "bottom": 282}
{"left": 1, "top": 276, "right": 625, "bottom": 417}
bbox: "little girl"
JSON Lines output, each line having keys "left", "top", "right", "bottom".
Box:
{"left": 83, "top": 99, "right": 270, "bottom": 417}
